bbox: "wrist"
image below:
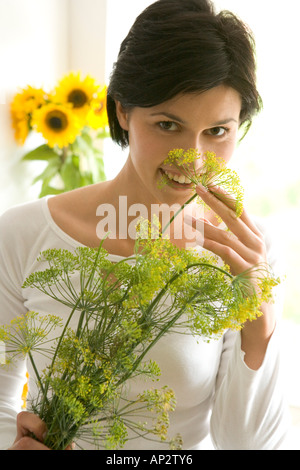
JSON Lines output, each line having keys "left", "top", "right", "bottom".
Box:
{"left": 240, "top": 302, "right": 276, "bottom": 370}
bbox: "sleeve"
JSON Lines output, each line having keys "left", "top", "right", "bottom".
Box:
{"left": 210, "top": 328, "right": 290, "bottom": 449}
{"left": 0, "top": 207, "right": 29, "bottom": 449}
{"left": 210, "top": 218, "right": 290, "bottom": 450}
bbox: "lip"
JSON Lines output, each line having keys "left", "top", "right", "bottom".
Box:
{"left": 160, "top": 167, "right": 187, "bottom": 177}
{"left": 159, "top": 168, "right": 195, "bottom": 190}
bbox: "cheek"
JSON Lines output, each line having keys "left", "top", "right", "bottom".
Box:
{"left": 128, "top": 125, "right": 166, "bottom": 168}
{"left": 221, "top": 143, "right": 236, "bottom": 163}
{"left": 128, "top": 125, "right": 151, "bottom": 160}
{"left": 130, "top": 139, "right": 157, "bottom": 174}
{"left": 214, "top": 134, "right": 238, "bottom": 164}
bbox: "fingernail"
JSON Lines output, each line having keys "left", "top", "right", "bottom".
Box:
{"left": 183, "top": 214, "right": 196, "bottom": 226}
{"left": 200, "top": 217, "right": 213, "bottom": 225}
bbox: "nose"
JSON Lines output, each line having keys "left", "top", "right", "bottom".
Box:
{"left": 179, "top": 133, "right": 204, "bottom": 157}
{"left": 178, "top": 138, "right": 204, "bottom": 172}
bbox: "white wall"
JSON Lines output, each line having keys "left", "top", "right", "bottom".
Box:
{"left": 69, "top": 0, "right": 107, "bottom": 82}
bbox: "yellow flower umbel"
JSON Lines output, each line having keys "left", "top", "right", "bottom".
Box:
{"left": 162, "top": 148, "right": 244, "bottom": 218}
{"left": 86, "top": 85, "right": 108, "bottom": 129}
{"left": 53, "top": 71, "right": 99, "bottom": 121}
{"left": 10, "top": 86, "right": 47, "bottom": 144}
{"left": 32, "top": 103, "right": 83, "bottom": 148}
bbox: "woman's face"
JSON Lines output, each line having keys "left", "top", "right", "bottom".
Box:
{"left": 116, "top": 85, "right": 242, "bottom": 206}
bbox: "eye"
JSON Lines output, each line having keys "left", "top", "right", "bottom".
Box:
{"left": 206, "top": 126, "right": 228, "bottom": 137}
{"left": 158, "top": 121, "right": 179, "bottom": 132}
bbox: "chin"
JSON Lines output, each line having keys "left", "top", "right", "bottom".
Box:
{"left": 158, "top": 187, "right": 195, "bottom": 206}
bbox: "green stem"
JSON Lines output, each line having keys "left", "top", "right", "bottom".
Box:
{"left": 117, "top": 289, "right": 201, "bottom": 386}
{"left": 161, "top": 192, "right": 197, "bottom": 235}
{"left": 28, "top": 351, "right": 45, "bottom": 396}
{"left": 75, "top": 309, "right": 87, "bottom": 338}
{"left": 39, "top": 297, "right": 82, "bottom": 417}
{"left": 61, "top": 146, "right": 68, "bottom": 164}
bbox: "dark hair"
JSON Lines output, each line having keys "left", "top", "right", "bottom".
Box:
{"left": 107, "top": 0, "right": 262, "bottom": 148}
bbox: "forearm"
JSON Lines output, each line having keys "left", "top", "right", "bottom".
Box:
{"left": 241, "top": 302, "right": 276, "bottom": 370}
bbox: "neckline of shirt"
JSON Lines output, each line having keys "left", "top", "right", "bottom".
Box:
{"left": 42, "top": 196, "right": 129, "bottom": 262}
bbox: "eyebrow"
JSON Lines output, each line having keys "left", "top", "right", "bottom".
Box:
{"left": 150, "top": 112, "right": 187, "bottom": 124}
{"left": 150, "top": 112, "right": 238, "bottom": 127}
{"left": 210, "top": 118, "right": 238, "bottom": 127}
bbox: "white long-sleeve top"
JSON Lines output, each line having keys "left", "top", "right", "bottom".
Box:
{"left": 0, "top": 197, "right": 289, "bottom": 450}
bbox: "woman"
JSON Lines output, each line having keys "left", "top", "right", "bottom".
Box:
{"left": 0, "top": 0, "right": 289, "bottom": 450}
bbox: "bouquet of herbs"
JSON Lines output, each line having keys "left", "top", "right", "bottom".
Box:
{"left": 0, "top": 150, "right": 279, "bottom": 450}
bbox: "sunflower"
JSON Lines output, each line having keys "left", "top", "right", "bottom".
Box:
{"left": 10, "top": 86, "right": 47, "bottom": 144}
{"left": 32, "top": 103, "right": 83, "bottom": 148}
{"left": 86, "top": 86, "right": 108, "bottom": 129}
{"left": 11, "top": 113, "right": 30, "bottom": 145}
{"left": 53, "top": 72, "right": 99, "bottom": 121}
{"left": 11, "top": 85, "right": 47, "bottom": 118}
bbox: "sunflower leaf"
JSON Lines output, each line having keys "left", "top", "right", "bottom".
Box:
{"left": 60, "top": 155, "right": 82, "bottom": 190}
{"left": 22, "top": 144, "right": 58, "bottom": 161}
{"left": 96, "top": 128, "right": 110, "bottom": 140}
{"left": 32, "top": 157, "right": 61, "bottom": 185}
{"left": 39, "top": 185, "right": 64, "bottom": 197}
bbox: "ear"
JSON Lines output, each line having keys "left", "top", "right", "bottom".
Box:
{"left": 115, "top": 101, "right": 130, "bottom": 131}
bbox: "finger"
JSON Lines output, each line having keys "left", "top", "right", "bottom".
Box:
{"left": 16, "top": 411, "right": 47, "bottom": 443}
{"left": 237, "top": 206, "right": 264, "bottom": 238}
{"left": 9, "top": 436, "right": 50, "bottom": 450}
{"left": 65, "top": 442, "right": 76, "bottom": 450}
{"left": 196, "top": 184, "right": 262, "bottom": 250}
{"left": 196, "top": 183, "right": 238, "bottom": 221}
{"left": 196, "top": 220, "right": 260, "bottom": 265}
{"left": 199, "top": 183, "right": 263, "bottom": 237}
{"left": 202, "top": 237, "right": 249, "bottom": 275}
{"left": 205, "top": 183, "right": 237, "bottom": 212}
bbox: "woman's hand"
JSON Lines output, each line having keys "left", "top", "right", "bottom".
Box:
{"left": 9, "top": 411, "right": 75, "bottom": 450}
{"left": 195, "top": 183, "right": 267, "bottom": 276}
{"left": 193, "top": 183, "right": 276, "bottom": 370}
{"left": 9, "top": 411, "right": 49, "bottom": 450}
